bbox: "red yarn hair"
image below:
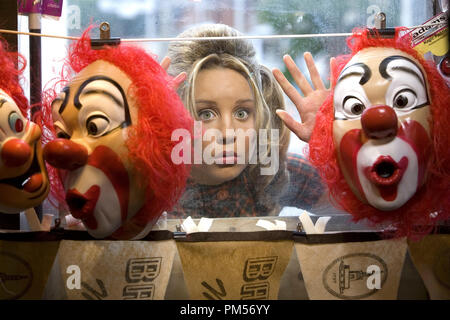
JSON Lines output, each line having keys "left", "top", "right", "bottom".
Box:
{"left": 308, "top": 28, "right": 450, "bottom": 239}
{"left": 42, "top": 28, "right": 193, "bottom": 229}
{"left": 0, "top": 38, "right": 28, "bottom": 115}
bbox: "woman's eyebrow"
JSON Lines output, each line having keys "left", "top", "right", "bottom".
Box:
{"left": 195, "top": 99, "right": 217, "bottom": 105}
{"left": 0, "top": 99, "right": 6, "bottom": 108}
{"left": 235, "top": 99, "right": 255, "bottom": 104}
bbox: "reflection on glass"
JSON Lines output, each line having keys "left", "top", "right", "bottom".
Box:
{"left": 18, "top": 0, "right": 434, "bottom": 227}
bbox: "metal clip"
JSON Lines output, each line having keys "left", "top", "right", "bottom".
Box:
{"left": 369, "top": 12, "right": 395, "bottom": 38}
{"left": 91, "top": 22, "right": 121, "bottom": 49}
{"left": 374, "top": 12, "right": 387, "bottom": 29}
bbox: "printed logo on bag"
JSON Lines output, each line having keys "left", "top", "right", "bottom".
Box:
{"left": 243, "top": 257, "right": 277, "bottom": 282}
{"left": 201, "top": 279, "right": 227, "bottom": 300}
{"left": 125, "top": 258, "right": 162, "bottom": 283}
{"left": 322, "top": 253, "right": 388, "bottom": 299}
{"left": 199, "top": 256, "right": 278, "bottom": 300}
{"left": 122, "top": 257, "right": 162, "bottom": 300}
{"left": 0, "top": 252, "right": 33, "bottom": 300}
{"left": 241, "top": 256, "right": 278, "bottom": 300}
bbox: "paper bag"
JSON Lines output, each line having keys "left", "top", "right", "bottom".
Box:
{"left": 295, "top": 237, "right": 407, "bottom": 300}
{"left": 176, "top": 240, "right": 293, "bottom": 300}
{"left": 408, "top": 234, "right": 450, "bottom": 299}
{"left": 0, "top": 240, "right": 59, "bottom": 300}
{"left": 49, "top": 240, "right": 176, "bottom": 300}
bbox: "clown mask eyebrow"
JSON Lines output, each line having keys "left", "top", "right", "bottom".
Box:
{"left": 337, "top": 62, "right": 372, "bottom": 85}
{"left": 74, "top": 76, "right": 132, "bottom": 128}
{"left": 379, "top": 55, "right": 426, "bottom": 86}
{"left": 334, "top": 55, "right": 430, "bottom": 120}
{"left": 380, "top": 56, "right": 430, "bottom": 112}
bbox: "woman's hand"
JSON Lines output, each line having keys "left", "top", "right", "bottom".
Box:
{"left": 272, "top": 52, "right": 336, "bottom": 142}
{"left": 160, "top": 56, "right": 187, "bottom": 90}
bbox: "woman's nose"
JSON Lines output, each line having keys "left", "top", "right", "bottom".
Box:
{"left": 43, "top": 138, "right": 88, "bottom": 170}
{"left": 361, "top": 105, "right": 398, "bottom": 139}
{"left": 1, "top": 138, "right": 31, "bottom": 167}
{"left": 218, "top": 117, "right": 237, "bottom": 145}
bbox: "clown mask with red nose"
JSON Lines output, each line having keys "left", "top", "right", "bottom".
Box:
{"left": 333, "top": 47, "right": 432, "bottom": 211}
{"left": 0, "top": 89, "right": 49, "bottom": 212}
{"left": 0, "top": 38, "right": 49, "bottom": 214}
{"left": 309, "top": 29, "right": 450, "bottom": 237}
{"left": 43, "top": 29, "right": 192, "bottom": 239}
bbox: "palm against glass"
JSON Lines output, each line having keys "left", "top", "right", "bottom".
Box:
{"left": 272, "top": 52, "right": 336, "bottom": 142}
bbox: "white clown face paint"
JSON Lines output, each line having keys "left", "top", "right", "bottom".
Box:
{"left": 333, "top": 48, "right": 432, "bottom": 211}
{"left": 45, "top": 60, "right": 146, "bottom": 238}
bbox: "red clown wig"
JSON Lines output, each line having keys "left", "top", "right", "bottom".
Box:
{"left": 42, "top": 28, "right": 193, "bottom": 232}
{"left": 0, "top": 38, "right": 28, "bottom": 115}
{"left": 308, "top": 28, "right": 450, "bottom": 239}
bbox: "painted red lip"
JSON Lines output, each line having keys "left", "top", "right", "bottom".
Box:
{"left": 364, "top": 156, "right": 408, "bottom": 186}
{"left": 66, "top": 186, "right": 100, "bottom": 229}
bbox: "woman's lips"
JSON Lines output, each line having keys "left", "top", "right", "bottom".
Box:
{"left": 66, "top": 185, "right": 100, "bottom": 229}
{"left": 215, "top": 151, "right": 239, "bottom": 165}
{"left": 364, "top": 156, "right": 408, "bottom": 186}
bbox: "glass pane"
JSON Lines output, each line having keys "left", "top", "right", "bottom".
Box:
{"left": 18, "top": 0, "right": 435, "bottom": 231}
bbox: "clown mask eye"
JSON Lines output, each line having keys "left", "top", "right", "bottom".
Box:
{"left": 86, "top": 115, "right": 110, "bottom": 137}
{"left": 56, "top": 129, "right": 71, "bottom": 139}
{"left": 393, "top": 89, "right": 417, "bottom": 110}
{"left": 8, "top": 111, "right": 24, "bottom": 133}
{"left": 342, "top": 96, "right": 366, "bottom": 118}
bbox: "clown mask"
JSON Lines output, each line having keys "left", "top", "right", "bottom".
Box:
{"left": 333, "top": 47, "right": 432, "bottom": 211}
{"left": 0, "top": 89, "right": 49, "bottom": 213}
{"left": 44, "top": 60, "right": 146, "bottom": 239}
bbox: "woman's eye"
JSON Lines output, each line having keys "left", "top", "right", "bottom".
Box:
{"left": 393, "top": 90, "right": 417, "bottom": 110}
{"left": 343, "top": 97, "right": 366, "bottom": 117}
{"left": 235, "top": 109, "right": 249, "bottom": 120}
{"left": 86, "top": 115, "right": 110, "bottom": 137}
{"left": 198, "top": 110, "right": 215, "bottom": 121}
{"left": 8, "top": 111, "right": 24, "bottom": 133}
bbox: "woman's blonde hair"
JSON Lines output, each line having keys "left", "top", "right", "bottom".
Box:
{"left": 168, "top": 24, "right": 290, "bottom": 214}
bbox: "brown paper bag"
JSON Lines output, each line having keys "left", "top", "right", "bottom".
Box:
{"left": 48, "top": 240, "right": 176, "bottom": 300}
{"left": 408, "top": 234, "right": 450, "bottom": 299}
{"left": 295, "top": 237, "right": 407, "bottom": 300}
{"left": 176, "top": 240, "right": 293, "bottom": 300}
{"left": 0, "top": 240, "right": 59, "bottom": 300}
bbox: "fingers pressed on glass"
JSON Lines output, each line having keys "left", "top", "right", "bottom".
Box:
{"left": 275, "top": 109, "right": 307, "bottom": 142}
{"left": 160, "top": 56, "right": 171, "bottom": 71}
{"left": 304, "top": 52, "right": 325, "bottom": 91}
{"left": 272, "top": 68, "right": 304, "bottom": 107}
{"left": 329, "top": 57, "right": 337, "bottom": 89}
{"left": 172, "top": 72, "right": 187, "bottom": 90}
{"left": 283, "top": 54, "right": 313, "bottom": 96}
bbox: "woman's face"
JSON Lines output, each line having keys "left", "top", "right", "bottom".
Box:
{"left": 190, "top": 67, "right": 256, "bottom": 185}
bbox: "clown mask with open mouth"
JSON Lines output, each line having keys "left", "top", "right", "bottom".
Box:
{"left": 309, "top": 29, "right": 450, "bottom": 237}
{"left": 333, "top": 47, "right": 432, "bottom": 211}
{"left": 0, "top": 89, "right": 49, "bottom": 213}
